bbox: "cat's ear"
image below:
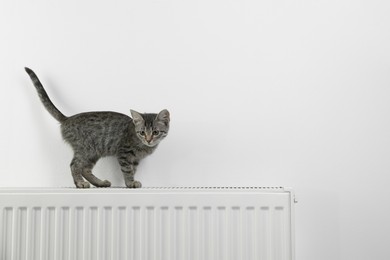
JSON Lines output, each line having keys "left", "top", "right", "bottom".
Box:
{"left": 156, "top": 109, "right": 170, "bottom": 124}
{"left": 130, "top": 110, "right": 144, "bottom": 125}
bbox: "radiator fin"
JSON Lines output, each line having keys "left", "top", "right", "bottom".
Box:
{"left": 30, "top": 207, "right": 41, "bottom": 260}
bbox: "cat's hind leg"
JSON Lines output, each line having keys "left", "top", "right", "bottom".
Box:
{"left": 70, "top": 157, "right": 90, "bottom": 188}
{"left": 71, "top": 156, "right": 111, "bottom": 188}
{"left": 82, "top": 168, "right": 111, "bottom": 188}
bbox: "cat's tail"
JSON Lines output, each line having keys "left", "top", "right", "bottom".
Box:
{"left": 24, "top": 67, "right": 68, "bottom": 123}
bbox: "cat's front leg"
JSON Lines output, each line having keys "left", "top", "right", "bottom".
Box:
{"left": 117, "top": 157, "right": 142, "bottom": 188}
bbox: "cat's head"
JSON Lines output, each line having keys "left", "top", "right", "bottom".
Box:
{"left": 130, "top": 109, "right": 170, "bottom": 147}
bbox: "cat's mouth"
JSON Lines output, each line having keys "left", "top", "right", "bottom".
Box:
{"left": 143, "top": 141, "right": 158, "bottom": 147}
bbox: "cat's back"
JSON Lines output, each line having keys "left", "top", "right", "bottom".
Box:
{"left": 64, "top": 111, "right": 130, "bottom": 126}
{"left": 61, "top": 111, "right": 133, "bottom": 142}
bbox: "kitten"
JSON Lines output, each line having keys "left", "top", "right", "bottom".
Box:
{"left": 25, "top": 67, "right": 170, "bottom": 188}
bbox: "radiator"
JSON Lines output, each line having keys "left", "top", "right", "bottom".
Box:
{"left": 0, "top": 187, "right": 296, "bottom": 260}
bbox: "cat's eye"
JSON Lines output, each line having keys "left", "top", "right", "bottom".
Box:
{"left": 139, "top": 131, "right": 145, "bottom": 136}
{"left": 153, "top": 130, "right": 160, "bottom": 136}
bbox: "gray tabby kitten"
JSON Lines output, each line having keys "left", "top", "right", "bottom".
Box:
{"left": 25, "top": 67, "right": 170, "bottom": 188}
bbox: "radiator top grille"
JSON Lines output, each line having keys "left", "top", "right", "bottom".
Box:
{"left": 0, "top": 186, "right": 290, "bottom": 194}
{"left": 103, "top": 186, "right": 286, "bottom": 190}
{"left": 142, "top": 186, "right": 284, "bottom": 190}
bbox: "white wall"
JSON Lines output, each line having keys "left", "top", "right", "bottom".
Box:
{"left": 1, "top": 0, "right": 390, "bottom": 259}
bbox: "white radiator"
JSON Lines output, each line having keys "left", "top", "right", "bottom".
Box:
{"left": 0, "top": 187, "right": 296, "bottom": 260}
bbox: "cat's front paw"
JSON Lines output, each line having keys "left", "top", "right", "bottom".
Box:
{"left": 125, "top": 180, "right": 142, "bottom": 189}
{"left": 75, "top": 181, "right": 90, "bottom": 188}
